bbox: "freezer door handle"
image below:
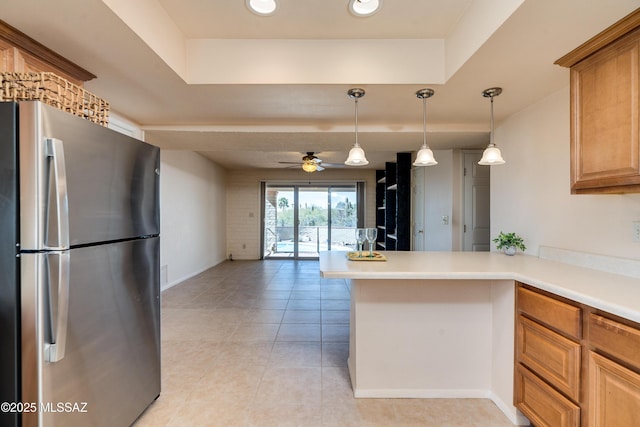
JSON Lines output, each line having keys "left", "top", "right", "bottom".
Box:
{"left": 45, "top": 251, "right": 70, "bottom": 363}
{"left": 45, "top": 138, "right": 70, "bottom": 250}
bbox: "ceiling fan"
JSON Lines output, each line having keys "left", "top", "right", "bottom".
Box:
{"left": 279, "top": 152, "right": 338, "bottom": 173}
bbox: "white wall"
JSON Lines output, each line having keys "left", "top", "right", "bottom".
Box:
{"left": 160, "top": 150, "right": 227, "bottom": 288}
{"left": 491, "top": 86, "right": 640, "bottom": 260}
{"left": 227, "top": 168, "right": 376, "bottom": 260}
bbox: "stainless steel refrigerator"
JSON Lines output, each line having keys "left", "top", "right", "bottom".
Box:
{"left": 0, "top": 101, "right": 161, "bottom": 427}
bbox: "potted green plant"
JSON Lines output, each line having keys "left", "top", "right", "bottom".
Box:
{"left": 493, "top": 232, "right": 526, "bottom": 255}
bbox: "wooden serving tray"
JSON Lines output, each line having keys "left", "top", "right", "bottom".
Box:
{"left": 347, "top": 251, "right": 386, "bottom": 261}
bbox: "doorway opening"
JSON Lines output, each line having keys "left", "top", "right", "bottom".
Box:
{"left": 261, "top": 183, "right": 363, "bottom": 259}
{"left": 410, "top": 150, "right": 490, "bottom": 252}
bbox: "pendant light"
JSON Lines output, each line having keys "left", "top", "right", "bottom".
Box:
{"left": 345, "top": 88, "right": 369, "bottom": 166}
{"left": 413, "top": 88, "right": 437, "bottom": 166}
{"left": 478, "top": 87, "right": 505, "bottom": 165}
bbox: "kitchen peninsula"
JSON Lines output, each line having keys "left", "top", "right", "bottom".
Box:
{"left": 319, "top": 250, "right": 640, "bottom": 425}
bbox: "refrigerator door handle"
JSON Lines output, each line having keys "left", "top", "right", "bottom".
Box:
{"left": 44, "top": 251, "right": 70, "bottom": 363}
{"left": 45, "top": 137, "right": 70, "bottom": 250}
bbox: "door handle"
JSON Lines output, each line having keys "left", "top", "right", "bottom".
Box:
{"left": 45, "top": 251, "right": 70, "bottom": 363}
{"left": 45, "top": 138, "right": 70, "bottom": 250}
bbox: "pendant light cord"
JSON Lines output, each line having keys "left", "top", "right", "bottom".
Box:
{"left": 422, "top": 96, "right": 427, "bottom": 147}
{"left": 354, "top": 97, "right": 360, "bottom": 147}
{"left": 489, "top": 95, "right": 495, "bottom": 146}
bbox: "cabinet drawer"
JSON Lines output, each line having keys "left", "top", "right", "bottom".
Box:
{"left": 515, "top": 365, "right": 580, "bottom": 427}
{"left": 518, "top": 286, "right": 581, "bottom": 338}
{"left": 589, "top": 351, "right": 640, "bottom": 427}
{"left": 517, "top": 315, "right": 581, "bottom": 401}
{"left": 589, "top": 314, "right": 640, "bottom": 369}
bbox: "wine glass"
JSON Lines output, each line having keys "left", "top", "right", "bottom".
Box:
{"left": 355, "top": 228, "right": 367, "bottom": 258}
{"left": 366, "top": 228, "right": 378, "bottom": 258}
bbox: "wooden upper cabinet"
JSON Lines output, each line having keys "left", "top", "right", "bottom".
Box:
{"left": 0, "top": 19, "right": 95, "bottom": 86}
{"left": 0, "top": 38, "right": 16, "bottom": 71}
{"left": 556, "top": 9, "right": 640, "bottom": 194}
{"left": 13, "top": 49, "right": 85, "bottom": 86}
{"left": 570, "top": 29, "right": 640, "bottom": 193}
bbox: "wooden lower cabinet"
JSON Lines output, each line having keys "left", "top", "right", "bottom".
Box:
{"left": 516, "top": 365, "right": 580, "bottom": 427}
{"left": 518, "top": 286, "right": 582, "bottom": 338}
{"left": 588, "top": 351, "right": 640, "bottom": 427}
{"left": 589, "top": 313, "right": 640, "bottom": 368}
{"left": 517, "top": 315, "right": 581, "bottom": 401}
{"left": 516, "top": 283, "right": 640, "bottom": 426}
{"left": 516, "top": 284, "right": 582, "bottom": 426}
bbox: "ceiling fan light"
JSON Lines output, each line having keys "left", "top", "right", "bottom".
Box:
{"left": 345, "top": 145, "right": 369, "bottom": 166}
{"left": 302, "top": 161, "right": 318, "bottom": 172}
{"left": 478, "top": 144, "right": 505, "bottom": 165}
{"left": 413, "top": 146, "right": 438, "bottom": 166}
{"left": 349, "top": 0, "right": 382, "bottom": 16}
{"left": 246, "top": 0, "right": 278, "bottom": 16}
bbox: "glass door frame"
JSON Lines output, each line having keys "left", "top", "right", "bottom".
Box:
{"left": 260, "top": 181, "right": 364, "bottom": 260}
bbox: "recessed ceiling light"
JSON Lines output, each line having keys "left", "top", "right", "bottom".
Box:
{"left": 246, "top": 0, "right": 278, "bottom": 16}
{"left": 349, "top": 0, "right": 382, "bottom": 17}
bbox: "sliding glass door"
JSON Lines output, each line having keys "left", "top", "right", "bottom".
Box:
{"left": 263, "top": 183, "right": 360, "bottom": 259}
{"left": 297, "top": 187, "right": 329, "bottom": 257}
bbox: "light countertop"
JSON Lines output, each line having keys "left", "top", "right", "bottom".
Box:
{"left": 319, "top": 251, "right": 640, "bottom": 323}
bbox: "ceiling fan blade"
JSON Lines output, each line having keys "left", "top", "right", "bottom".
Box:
{"left": 280, "top": 152, "right": 329, "bottom": 169}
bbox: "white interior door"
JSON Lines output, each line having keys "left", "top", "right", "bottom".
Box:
{"left": 463, "top": 152, "right": 491, "bottom": 251}
{"left": 412, "top": 166, "right": 425, "bottom": 251}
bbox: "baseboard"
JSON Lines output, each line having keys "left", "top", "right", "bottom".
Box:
{"left": 160, "top": 258, "right": 227, "bottom": 291}
{"left": 352, "top": 388, "right": 490, "bottom": 399}
{"left": 351, "top": 388, "right": 528, "bottom": 425}
{"left": 487, "top": 391, "right": 530, "bottom": 426}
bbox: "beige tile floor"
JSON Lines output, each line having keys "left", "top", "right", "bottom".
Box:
{"left": 133, "top": 260, "right": 518, "bottom": 427}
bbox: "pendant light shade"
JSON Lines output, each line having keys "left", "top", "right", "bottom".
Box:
{"left": 413, "top": 88, "right": 437, "bottom": 167}
{"left": 479, "top": 87, "right": 505, "bottom": 165}
{"left": 414, "top": 147, "right": 437, "bottom": 166}
{"left": 478, "top": 145, "right": 504, "bottom": 164}
{"left": 345, "top": 145, "right": 368, "bottom": 165}
{"left": 345, "top": 88, "right": 369, "bottom": 166}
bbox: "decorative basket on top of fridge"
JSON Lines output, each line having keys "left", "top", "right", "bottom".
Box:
{"left": 0, "top": 71, "right": 109, "bottom": 126}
